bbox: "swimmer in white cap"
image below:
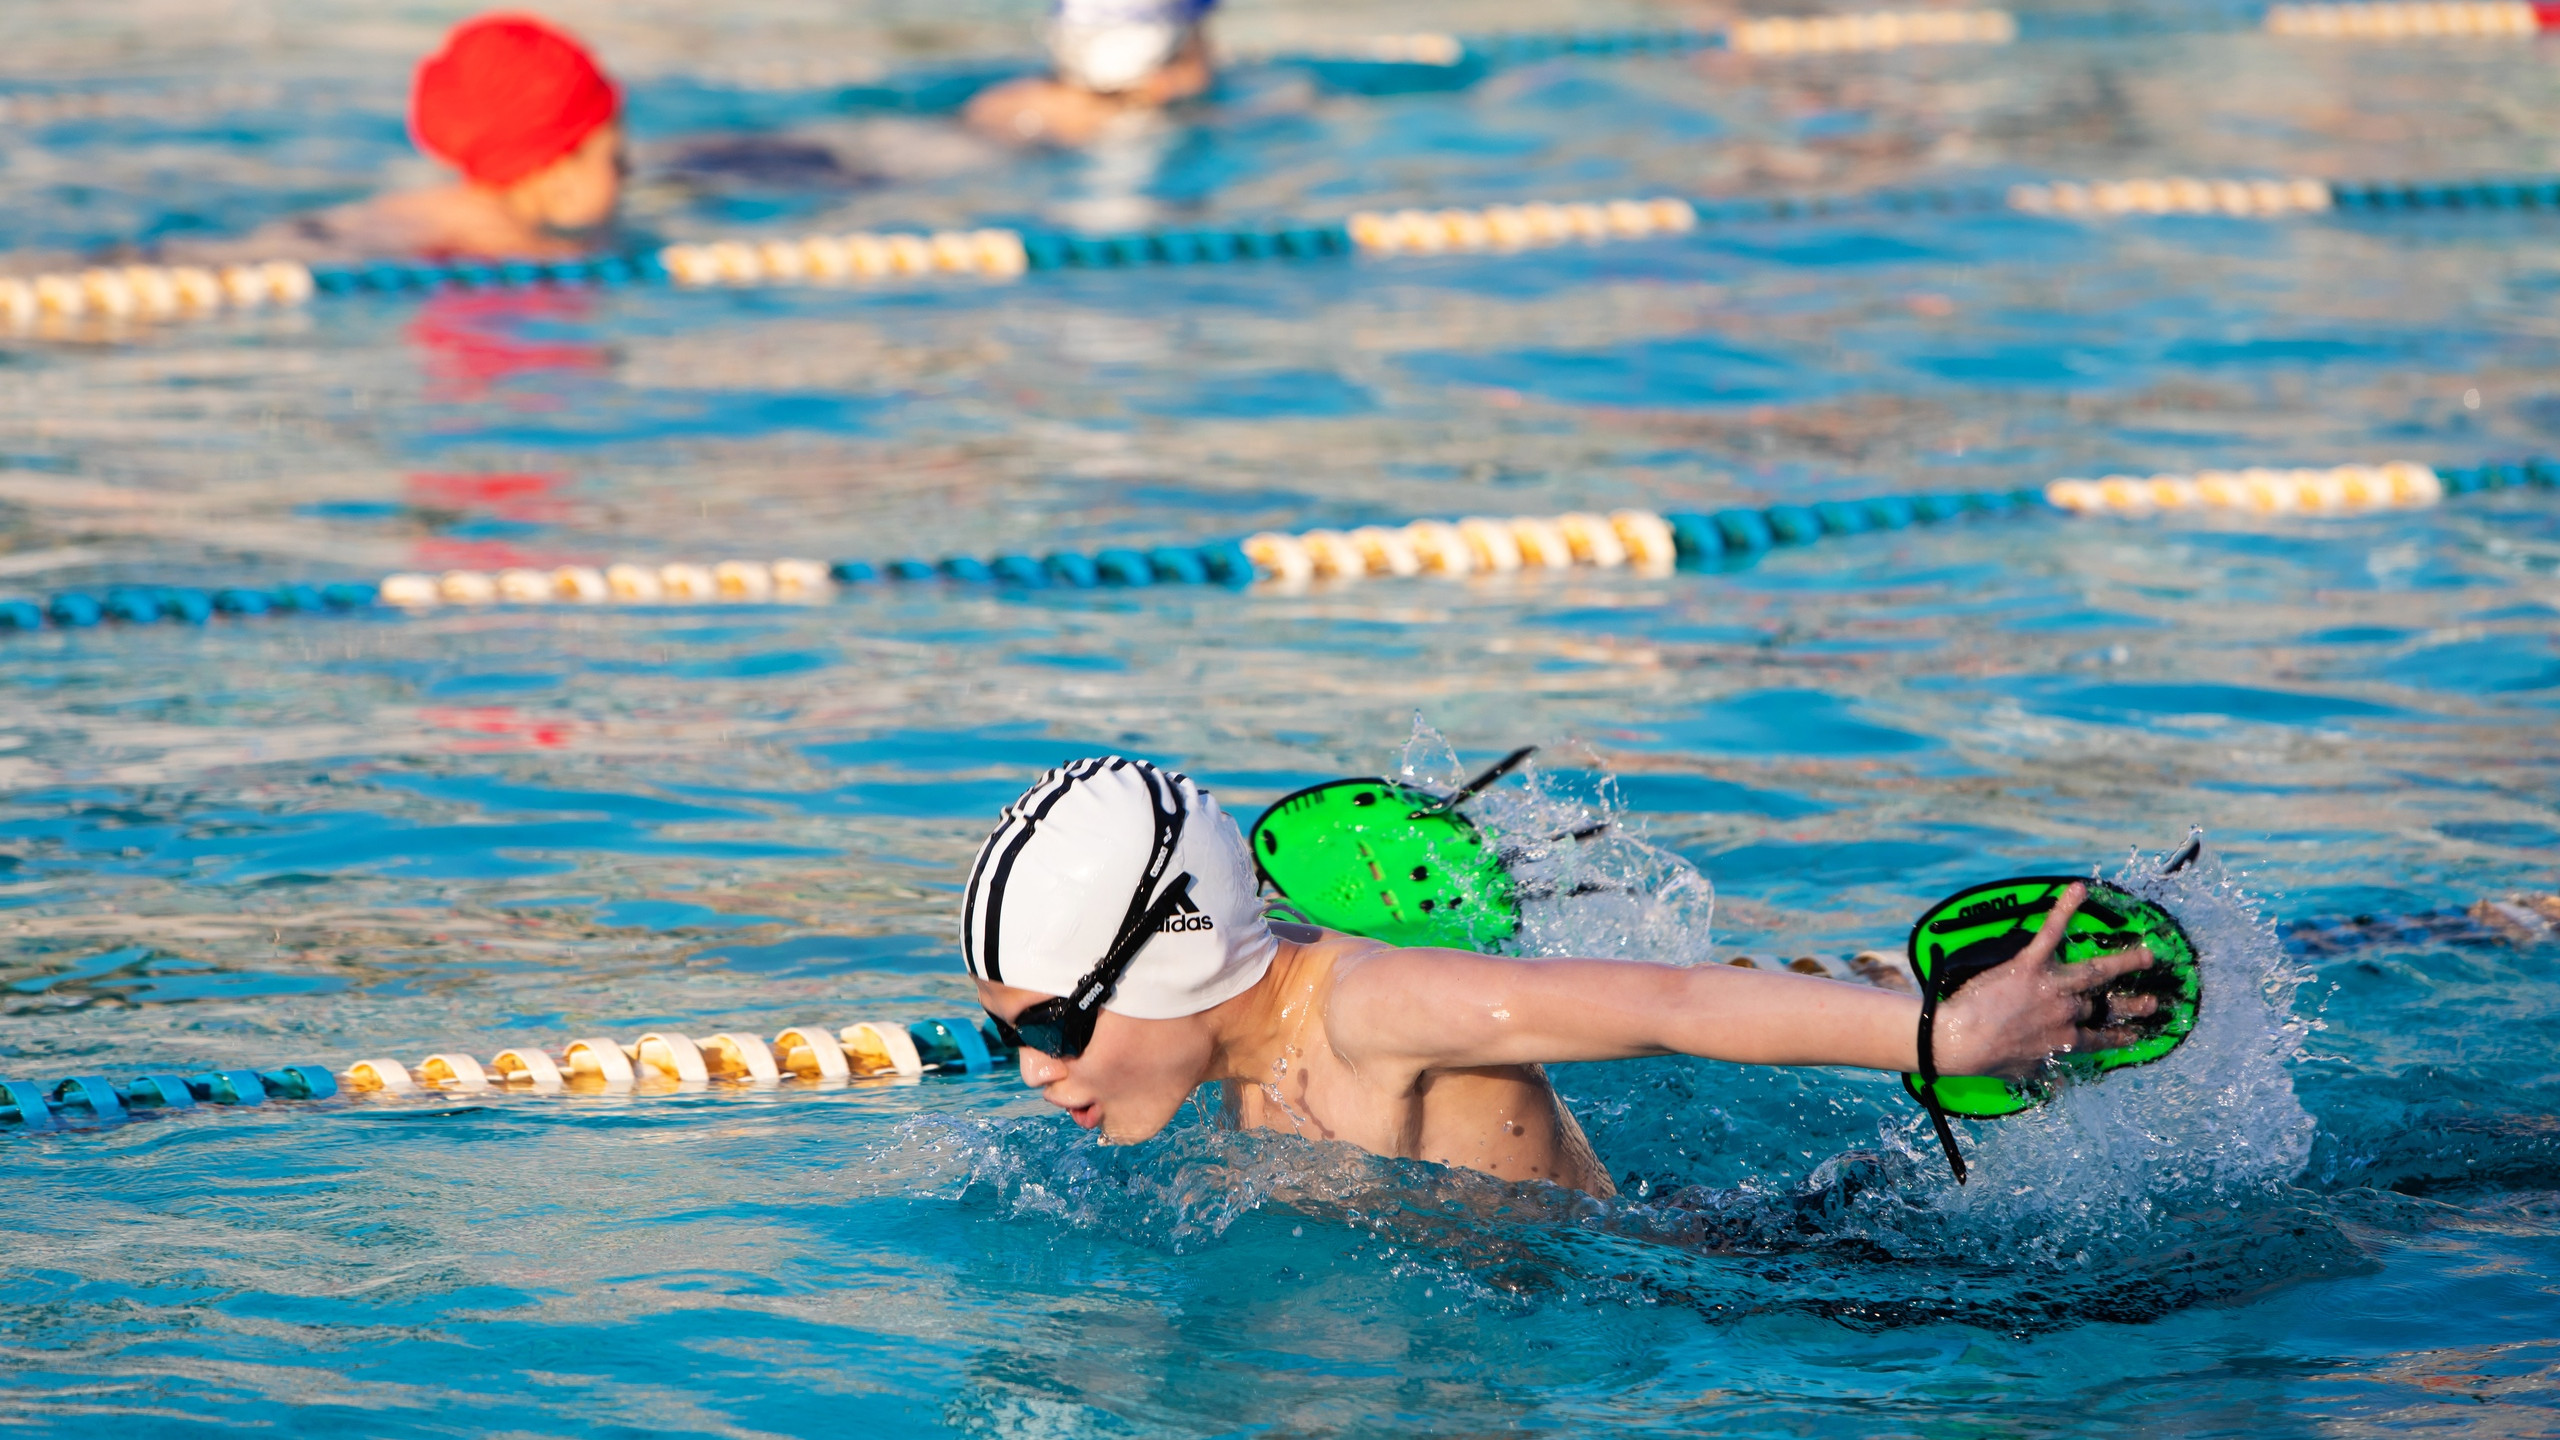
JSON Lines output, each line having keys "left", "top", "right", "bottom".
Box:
{"left": 965, "top": 756, "right": 2161, "bottom": 1197}
{"left": 964, "top": 0, "right": 1216, "bottom": 145}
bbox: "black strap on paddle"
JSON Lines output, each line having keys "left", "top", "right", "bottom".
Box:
{"left": 2164, "top": 834, "right": 2203, "bottom": 875}
{"left": 1914, "top": 992, "right": 1968, "bottom": 1185}
{"left": 1412, "top": 745, "right": 1538, "bottom": 818}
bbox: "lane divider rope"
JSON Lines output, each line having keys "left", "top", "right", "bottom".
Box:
{"left": 1451, "top": 1, "right": 2560, "bottom": 54}
{"left": 1725, "top": 8, "right": 2019, "bottom": 53}
{"left": 0, "top": 261, "right": 316, "bottom": 328}
{"left": 1264, "top": 3, "right": 2560, "bottom": 59}
{"left": 19, "top": 1, "right": 2547, "bottom": 133}
{"left": 1235, "top": 33, "right": 1473, "bottom": 66}
{"left": 1346, "top": 197, "right": 1697, "bottom": 254}
{"left": 348, "top": 1017, "right": 1013, "bottom": 1093}
{"left": 2263, "top": 1, "right": 2558, "bottom": 36}
{"left": 3, "top": 460, "right": 2549, "bottom": 631}
{"left": 25, "top": 886, "right": 2554, "bottom": 1131}
{"left": 16, "top": 170, "right": 2560, "bottom": 330}
{"left": 2004, "top": 176, "right": 2334, "bottom": 218}
{"left": 713, "top": 3, "right": 2560, "bottom": 92}
{"left": 2040, "top": 460, "right": 2449, "bottom": 513}
{"left": 656, "top": 228, "right": 1028, "bottom": 286}
{"left": 0, "top": 1014, "right": 1018, "bottom": 1131}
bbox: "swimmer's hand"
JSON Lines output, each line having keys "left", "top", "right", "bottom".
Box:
{"left": 1929, "top": 882, "right": 2160, "bottom": 1079}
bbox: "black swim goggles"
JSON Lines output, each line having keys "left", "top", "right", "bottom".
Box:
{"left": 986, "top": 770, "right": 1192, "bottom": 1062}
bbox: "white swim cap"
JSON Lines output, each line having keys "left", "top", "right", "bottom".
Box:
{"left": 961, "top": 756, "right": 1275, "bottom": 1019}
{"left": 1050, "top": 0, "right": 1212, "bottom": 92}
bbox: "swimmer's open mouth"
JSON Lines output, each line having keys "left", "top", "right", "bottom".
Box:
{"left": 1069, "top": 1101, "right": 1101, "bottom": 1129}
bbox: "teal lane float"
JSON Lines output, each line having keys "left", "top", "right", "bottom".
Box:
{"left": 0, "top": 1064, "right": 338, "bottom": 1129}
{"left": 2, "top": 459, "right": 2552, "bottom": 632}
{"left": 17, "top": 165, "right": 2560, "bottom": 330}
{"left": 0, "top": 1015, "right": 1018, "bottom": 1133}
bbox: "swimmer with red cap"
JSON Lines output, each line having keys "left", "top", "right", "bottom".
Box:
{"left": 965, "top": 0, "right": 1217, "bottom": 146}
{"left": 200, "top": 12, "right": 623, "bottom": 261}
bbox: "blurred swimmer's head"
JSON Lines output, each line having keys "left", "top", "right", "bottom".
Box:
{"left": 411, "top": 12, "right": 624, "bottom": 227}
{"left": 964, "top": 756, "right": 1275, "bottom": 1140}
{"left": 1049, "top": 0, "right": 1215, "bottom": 93}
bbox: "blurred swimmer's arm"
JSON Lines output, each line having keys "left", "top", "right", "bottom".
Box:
{"left": 1326, "top": 887, "right": 2158, "bottom": 1079}
{"left": 964, "top": 32, "right": 1214, "bottom": 145}
{"left": 964, "top": 79, "right": 1127, "bottom": 145}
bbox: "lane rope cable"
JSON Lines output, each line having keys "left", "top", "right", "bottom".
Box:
{"left": 1, "top": 458, "right": 2550, "bottom": 633}
{"left": 15, "top": 169, "right": 2560, "bottom": 332}
{"left": 21, "top": 2, "right": 2543, "bottom": 119}
{"left": 0, "top": 1012, "right": 1021, "bottom": 1133}
{"left": 14, "top": 882, "right": 2551, "bottom": 1135}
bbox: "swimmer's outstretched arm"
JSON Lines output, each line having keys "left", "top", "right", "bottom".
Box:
{"left": 1325, "top": 883, "right": 2157, "bottom": 1080}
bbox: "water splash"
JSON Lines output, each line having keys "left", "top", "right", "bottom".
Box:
{"left": 1551, "top": 833, "right": 2332, "bottom": 1316}
{"left": 1913, "top": 836, "right": 2318, "bottom": 1234}
{"left": 896, "top": 1085, "right": 2360, "bottom": 1335}
{"left": 894, "top": 1103, "right": 1552, "bottom": 1256}
{"left": 1399, "top": 715, "right": 1717, "bottom": 966}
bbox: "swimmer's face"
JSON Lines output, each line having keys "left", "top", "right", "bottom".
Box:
{"left": 978, "top": 978, "right": 1214, "bottom": 1144}
{"left": 504, "top": 121, "right": 623, "bottom": 231}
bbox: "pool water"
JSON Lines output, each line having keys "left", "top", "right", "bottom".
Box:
{"left": 4, "top": 2, "right": 2560, "bottom": 1434}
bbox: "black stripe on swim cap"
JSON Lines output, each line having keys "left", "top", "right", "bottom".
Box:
{"left": 963, "top": 755, "right": 1119, "bottom": 985}
{"left": 964, "top": 757, "right": 1091, "bottom": 983}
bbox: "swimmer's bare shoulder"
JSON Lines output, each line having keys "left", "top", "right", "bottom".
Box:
{"left": 1225, "top": 923, "right": 1615, "bottom": 1196}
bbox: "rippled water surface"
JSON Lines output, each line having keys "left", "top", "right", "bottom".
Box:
{"left": 3, "top": 1, "right": 2560, "bottom": 1434}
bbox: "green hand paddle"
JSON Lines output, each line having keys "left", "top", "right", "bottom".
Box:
{"left": 1904, "top": 868, "right": 2202, "bottom": 1181}
{"left": 1248, "top": 749, "right": 1532, "bottom": 950}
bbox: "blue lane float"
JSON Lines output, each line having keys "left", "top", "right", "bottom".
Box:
{"left": 0, "top": 1065, "right": 338, "bottom": 1130}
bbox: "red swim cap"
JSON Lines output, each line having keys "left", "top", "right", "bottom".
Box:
{"left": 410, "top": 13, "right": 619, "bottom": 188}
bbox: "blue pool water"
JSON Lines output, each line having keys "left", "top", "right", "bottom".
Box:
{"left": 4, "top": 2, "right": 2560, "bottom": 1433}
